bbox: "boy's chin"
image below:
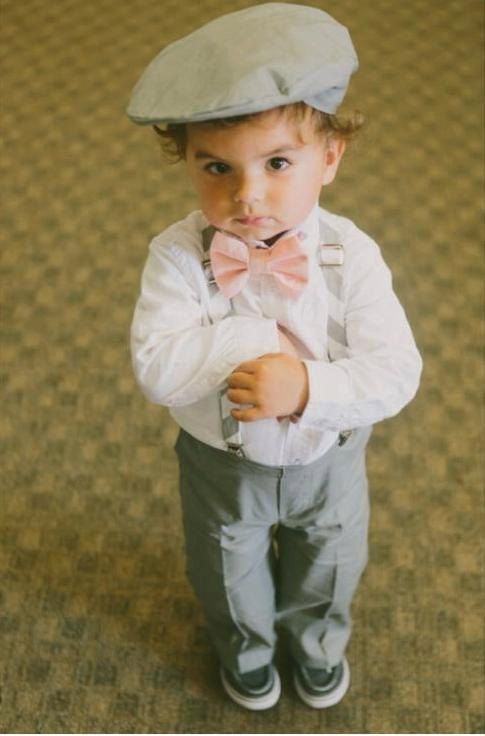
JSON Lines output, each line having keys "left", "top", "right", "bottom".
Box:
{"left": 226, "top": 220, "right": 284, "bottom": 242}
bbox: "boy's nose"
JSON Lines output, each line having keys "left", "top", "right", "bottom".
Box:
{"left": 233, "top": 174, "right": 264, "bottom": 204}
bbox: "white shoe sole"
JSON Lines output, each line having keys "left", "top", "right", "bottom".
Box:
{"left": 220, "top": 665, "right": 281, "bottom": 711}
{"left": 293, "top": 657, "right": 350, "bottom": 709}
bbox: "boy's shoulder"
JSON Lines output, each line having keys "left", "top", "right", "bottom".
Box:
{"left": 317, "top": 206, "right": 380, "bottom": 259}
{"left": 149, "top": 210, "right": 209, "bottom": 257}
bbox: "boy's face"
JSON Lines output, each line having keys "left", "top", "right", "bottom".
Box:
{"left": 185, "top": 109, "right": 345, "bottom": 241}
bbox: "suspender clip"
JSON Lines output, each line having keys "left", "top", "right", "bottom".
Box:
{"left": 226, "top": 442, "right": 246, "bottom": 458}
{"left": 338, "top": 430, "right": 353, "bottom": 446}
{"left": 319, "top": 243, "right": 344, "bottom": 267}
{"left": 202, "top": 257, "right": 216, "bottom": 285}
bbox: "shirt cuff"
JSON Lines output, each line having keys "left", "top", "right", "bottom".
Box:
{"left": 300, "top": 359, "right": 355, "bottom": 429}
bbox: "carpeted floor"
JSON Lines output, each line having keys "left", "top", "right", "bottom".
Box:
{"left": 1, "top": 0, "right": 484, "bottom": 732}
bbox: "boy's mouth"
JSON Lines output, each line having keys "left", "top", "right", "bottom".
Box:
{"left": 235, "top": 216, "right": 272, "bottom": 226}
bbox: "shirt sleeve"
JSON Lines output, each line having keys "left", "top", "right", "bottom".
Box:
{"left": 300, "top": 234, "right": 423, "bottom": 430}
{"left": 131, "top": 237, "right": 280, "bottom": 406}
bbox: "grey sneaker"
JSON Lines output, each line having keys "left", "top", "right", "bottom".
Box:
{"left": 293, "top": 657, "right": 350, "bottom": 708}
{"left": 220, "top": 664, "right": 281, "bottom": 710}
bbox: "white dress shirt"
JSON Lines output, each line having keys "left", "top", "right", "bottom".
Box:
{"left": 131, "top": 204, "right": 422, "bottom": 466}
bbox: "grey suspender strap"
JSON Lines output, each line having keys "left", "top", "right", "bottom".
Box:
{"left": 317, "top": 220, "right": 352, "bottom": 445}
{"left": 202, "top": 226, "right": 245, "bottom": 455}
{"left": 219, "top": 391, "right": 244, "bottom": 456}
{"left": 201, "top": 225, "right": 217, "bottom": 286}
{"left": 317, "top": 220, "right": 347, "bottom": 362}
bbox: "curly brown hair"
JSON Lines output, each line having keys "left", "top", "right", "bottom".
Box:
{"left": 153, "top": 102, "right": 364, "bottom": 162}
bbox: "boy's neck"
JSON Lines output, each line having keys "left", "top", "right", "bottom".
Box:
{"left": 263, "top": 230, "right": 290, "bottom": 247}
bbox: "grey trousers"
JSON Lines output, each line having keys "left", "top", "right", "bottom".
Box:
{"left": 175, "top": 425, "right": 372, "bottom": 675}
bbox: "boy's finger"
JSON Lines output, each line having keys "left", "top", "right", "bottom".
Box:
{"left": 231, "top": 360, "right": 260, "bottom": 374}
{"left": 227, "top": 371, "right": 254, "bottom": 388}
{"left": 227, "top": 388, "right": 253, "bottom": 404}
{"left": 231, "top": 406, "right": 264, "bottom": 422}
{"left": 231, "top": 353, "right": 281, "bottom": 374}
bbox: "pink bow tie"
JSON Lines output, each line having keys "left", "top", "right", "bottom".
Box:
{"left": 209, "top": 231, "right": 309, "bottom": 299}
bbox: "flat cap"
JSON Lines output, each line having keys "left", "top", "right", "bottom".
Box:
{"left": 127, "top": 3, "right": 358, "bottom": 125}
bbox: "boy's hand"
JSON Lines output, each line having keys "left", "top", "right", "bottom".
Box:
{"left": 227, "top": 353, "right": 309, "bottom": 422}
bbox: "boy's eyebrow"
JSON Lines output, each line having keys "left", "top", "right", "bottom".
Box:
{"left": 194, "top": 150, "right": 223, "bottom": 160}
{"left": 193, "top": 144, "right": 303, "bottom": 161}
{"left": 264, "top": 144, "right": 303, "bottom": 156}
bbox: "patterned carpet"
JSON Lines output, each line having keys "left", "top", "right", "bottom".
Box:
{"left": 1, "top": 0, "right": 484, "bottom": 732}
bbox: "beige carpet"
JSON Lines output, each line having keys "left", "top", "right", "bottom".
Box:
{"left": 1, "top": 0, "right": 484, "bottom": 732}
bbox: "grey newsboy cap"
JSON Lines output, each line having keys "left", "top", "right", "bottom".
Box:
{"left": 126, "top": 3, "right": 358, "bottom": 125}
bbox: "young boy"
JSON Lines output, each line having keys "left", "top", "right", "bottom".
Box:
{"left": 127, "top": 3, "right": 422, "bottom": 711}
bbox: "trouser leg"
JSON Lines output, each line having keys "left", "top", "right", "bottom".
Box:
{"left": 175, "top": 430, "right": 279, "bottom": 674}
{"left": 276, "top": 427, "right": 372, "bottom": 668}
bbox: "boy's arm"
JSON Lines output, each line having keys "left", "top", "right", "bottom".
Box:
{"left": 131, "top": 239, "right": 280, "bottom": 407}
{"left": 229, "top": 238, "right": 422, "bottom": 429}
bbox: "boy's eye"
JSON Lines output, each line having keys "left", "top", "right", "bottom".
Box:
{"left": 268, "top": 157, "right": 290, "bottom": 171}
{"left": 205, "top": 162, "right": 231, "bottom": 175}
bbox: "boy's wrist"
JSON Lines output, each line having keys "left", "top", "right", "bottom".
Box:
{"left": 294, "top": 359, "right": 309, "bottom": 415}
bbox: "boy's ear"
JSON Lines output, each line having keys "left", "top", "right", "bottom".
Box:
{"left": 321, "top": 137, "right": 346, "bottom": 186}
